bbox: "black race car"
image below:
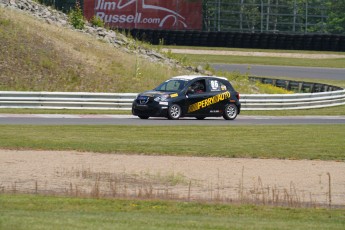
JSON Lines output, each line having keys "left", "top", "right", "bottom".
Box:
{"left": 132, "top": 75, "right": 241, "bottom": 120}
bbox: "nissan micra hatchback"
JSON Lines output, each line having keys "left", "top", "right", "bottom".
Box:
{"left": 132, "top": 75, "right": 241, "bottom": 120}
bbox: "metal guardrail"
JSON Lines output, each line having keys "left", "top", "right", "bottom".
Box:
{"left": 249, "top": 76, "right": 343, "bottom": 93}
{"left": 0, "top": 91, "right": 137, "bottom": 110}
{"left": 240, "top": 90, "right": 345, "bottom": 110}
{"left": 0, "top": 90, "right": 344, "bottom": 111}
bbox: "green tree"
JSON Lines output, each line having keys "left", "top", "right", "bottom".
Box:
{"left": 68, "top": 1, "right": 85, "bottom": 30}
{"left": 203, "top": 0, "right": 344, "bottom": 34}
{"left": 242, "top": 0, "right": 261, "bottom": 32}
{"left": 326, "top": 0, "right": 345, "bottom": 34}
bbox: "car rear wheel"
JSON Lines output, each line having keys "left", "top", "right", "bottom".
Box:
{"left": 223, "top": 104, "right": 238, "bottom": 120}
{"left": 168, "top": 104, "right": 182, "bottom": 120}
{"left": 138, "top": 116, "right": 149, "bottom": 119}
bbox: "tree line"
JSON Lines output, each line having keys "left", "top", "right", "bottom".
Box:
{"left": 203, "top": 0, "right": 345, "bottom": 34}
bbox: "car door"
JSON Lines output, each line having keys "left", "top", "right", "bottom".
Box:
{"left": 185, "top": 79, "right": 215, "bottom": 116}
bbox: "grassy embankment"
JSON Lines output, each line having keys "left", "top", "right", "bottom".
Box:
{"left": 0, "top": 125, "right": 344, "bottom": 161}
{"left": 0, "top": 7, "right": 185, "bottom": 93}
{"left": 0, "top": 7, "right": 284, "bottom": 94}
{"left": 1, "top": 195, "right": 344, "bottom": 230}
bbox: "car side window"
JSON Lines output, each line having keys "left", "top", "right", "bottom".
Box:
{"left": 209, "top": 79, "right": 227, "bottom": 92}
{"left": 190, "top": 80, "right": 206, "bottom": 94}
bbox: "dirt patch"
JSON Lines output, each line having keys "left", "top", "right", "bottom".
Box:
{"left": 1, "top": 149, "right": 344, "bottom": 207}
{"left": 164, "top": 48, "right": 345, "bottom": 59}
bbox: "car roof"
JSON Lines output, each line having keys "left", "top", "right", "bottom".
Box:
{"left": 171, "top": 75, "right": 228, "bottom": 81}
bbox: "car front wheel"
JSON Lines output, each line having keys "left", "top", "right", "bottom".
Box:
{"left": 168, "top": 104, "right": 182, "bottom": 120}
{"left": 223, "top": 104, "right": 238, "bottom": 120}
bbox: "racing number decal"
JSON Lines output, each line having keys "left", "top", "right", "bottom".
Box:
{"left": 210, "top": 80, "right": 219, "bottom": 91}
{"left": 188, "top": 91, "right": 231, "bottom": 113}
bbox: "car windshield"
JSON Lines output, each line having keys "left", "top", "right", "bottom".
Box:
{"left": 154, "top": 79, "right": 188, "bottom": 92}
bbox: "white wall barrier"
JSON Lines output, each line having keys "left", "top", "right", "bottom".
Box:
{"left": 0, "top": 90, "right": 344, "bottom": 111}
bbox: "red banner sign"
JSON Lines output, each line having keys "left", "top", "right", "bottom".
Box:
{"left": 83, "top": 0, "right": 202, "bottom": 30}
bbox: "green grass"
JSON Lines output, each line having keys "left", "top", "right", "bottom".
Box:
{"left": 164, "top": 45, "right": 345, "bottom": 68}
{"left": 174, "top": 53, "right": 345, "bottom": 68}
{"left": 161, "top": 45, "right": 345, "bottom": 55}
{"left": 0, "top": 195, "right": 344, "bottom": 230}
{"left": 0, "top": 125, "right": 344, "bottom": 160}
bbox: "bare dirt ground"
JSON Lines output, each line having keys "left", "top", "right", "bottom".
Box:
{"left": 1, "top": 149, "right": 344, "bottom": 207}
{"left": 164, "top": 48, "right": 345, "bottom": 59}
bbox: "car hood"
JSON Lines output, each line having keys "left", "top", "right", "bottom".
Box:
{"left": 139, "top": 91, "right": 175, "bottom": 97}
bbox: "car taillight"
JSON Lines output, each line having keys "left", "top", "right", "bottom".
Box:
{"left": 236, "top": 92, "right": 240, "bottom": 100}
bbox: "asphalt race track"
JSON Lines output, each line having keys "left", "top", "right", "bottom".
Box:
{"left": 0, "top": 114, "right": 344, "bottom": 125}
{"left": 211, "top": 64, "right": 345, "bottom": 80}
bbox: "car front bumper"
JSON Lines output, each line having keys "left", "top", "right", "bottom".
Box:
{"left": 132, "top": 101, "right": 169, "bottom": 117}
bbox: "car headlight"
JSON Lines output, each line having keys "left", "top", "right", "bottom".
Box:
{"left": 154, "top": 94, "right": 170, "bottom": 102}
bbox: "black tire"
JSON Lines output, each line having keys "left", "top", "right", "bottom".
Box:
{"left": 223, "top": 104, "right": 238, "bottom": 120}
{"left": 195, "top": 116, "right": 206, "bottom": 120}
{"left": 138, "top": 116, "right": 149, "bottom": 119}
{"left": 167, "top": 104, "right": 182, "bottom": 120}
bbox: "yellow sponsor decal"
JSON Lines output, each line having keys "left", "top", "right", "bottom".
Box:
{"left": 188, "top": 91, "right": 231, "bottom": 113}
{"left": 170, "top": 93, "right": 178, "bottom": 98}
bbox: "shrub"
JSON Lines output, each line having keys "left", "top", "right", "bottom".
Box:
{"left": 90, "top": 16, "right": 104, "bottom": 28}
{"left": 68, "top": 1, "right": 85, "bottom": 30}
